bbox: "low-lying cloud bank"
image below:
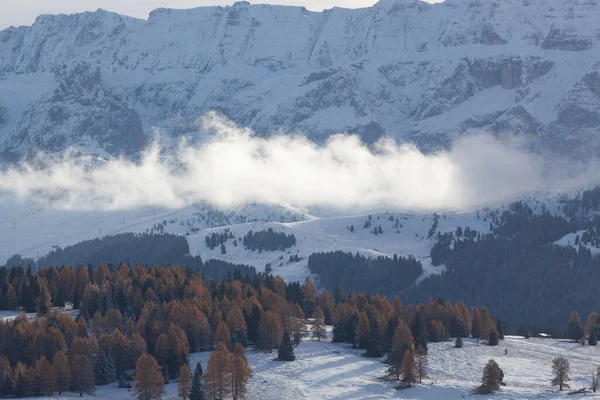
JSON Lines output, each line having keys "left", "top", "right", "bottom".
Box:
{"left": 0, "top": 113, "right": 595, "bottom": 212}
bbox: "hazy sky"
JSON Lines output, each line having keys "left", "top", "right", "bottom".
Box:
{"left": 1, "top": 0, "right": 442, "bottom": 30}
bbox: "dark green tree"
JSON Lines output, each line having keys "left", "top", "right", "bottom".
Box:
{"left": 488, "top": 330, "right": 499, "bottom": 346}
{"left": 95, "top": 349, "right": 117, "bottom": 385}
{"left": 455, "top": 335, "right": 463, "bottom": 348}
{"left": 590, "top": 330, "right": 598, "bottom": 346}
{"left": 189, "top": 362, "right": 205, "bottom": 400}
{"left": 277, "top": 330, "right": 296, "bottom": 361}
{"left": 496, "top": 319, "right": 505, "bottom": 340}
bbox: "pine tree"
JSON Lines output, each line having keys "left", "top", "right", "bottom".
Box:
{"left": 52, "top": 350, "right": 71, "bottom": 394}
{"left": 411, "top": 311, "right": 428, "bottom": 351}
{"left": 590, "top": 330, "right": 598, "bottom": 346}
{"left": 278, "top": 329, "right": 296, "bottom": 361}
{"left": 178, "top": 365, "right": 191, "bottom": 400}
{"left": 189, "top": 362, "right": 205, "bottom": 400}
{"left": 455, "top": 335, "right": 463, "bottom": 348}
{"left": 478, "top": 359, "right": 503, "bottom": 394}
{"left": 311, "top": 307, "right": 327, "bottom": 342}
{"left": 36, "top": 283, "right": 53, "bottom": 315}
{"left": 551, "top": 357, "right": 570, "bottom": 391}
{"left": 496, "top": 319, "right": 505, "bottom": 340}
{"left": 401, "top": 349, "right": 416, "bottom": 386}
{"left": 488, "top": 330, "right": 499, "bottom": 346}
{"left": 71, "top": 354, "right": 96, "bottom": 397}
{"left": 95, "top": 348, "right": 117, "bottom": 385}
{"left": 134, "top": 354, "right": 165, "bottom": 400}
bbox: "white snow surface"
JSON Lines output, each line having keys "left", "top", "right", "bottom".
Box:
{"left": 0, "top": 194, "right": 505, "bottom": 283}
{"left": 23, "top": 328, "right": 600, "bottom": 399}
{"left": 2, "top": 0, "right": 600, "bottom": 157}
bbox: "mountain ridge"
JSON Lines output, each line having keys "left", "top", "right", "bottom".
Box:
{"left": 2, "top": 0, "right": 600, "bottom": 159}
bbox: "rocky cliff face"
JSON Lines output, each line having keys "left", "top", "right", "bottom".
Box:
{"left": 1, "top": 0, "right": 600, "bottom": 159}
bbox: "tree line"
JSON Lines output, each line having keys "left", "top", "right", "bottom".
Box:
{"left": 308, "top": 251, "right": 422, "bottom": 297}
{"left": 242, "top": 229, "right": 296, "bottom": 252}
{"left": 406, "top": 201, "right": 600, "bottom": 332}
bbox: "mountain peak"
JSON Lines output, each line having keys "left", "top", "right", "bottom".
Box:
{"left": 1, "top": 0, "right": 600, "bottom": 159}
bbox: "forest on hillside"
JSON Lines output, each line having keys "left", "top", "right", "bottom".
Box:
{"left": 0, "top": 264, "right": 503, "bottom": 398}
{"left": 308, "top": 251, "right": 422, "bottom": 297}
{"left": 408, "top": 190, "right": 600, "bottom": 333}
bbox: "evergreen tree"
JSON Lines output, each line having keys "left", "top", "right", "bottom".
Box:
{"left": 95, "top": 348, "right": 117, "bottom": 385}
{"left": 411, "top": 311, "right": 428, "bottom": 351}
{"left": 278, "top": 329, "right": 296, "bottom": 361}
{"left": 189, "top": 362, "right": 205, "bottom": 400}
{"left": 455, "top": 335, "right": 463, "bottom": 348}
{"left": 590, "top": 330, "right": 598, "bottom": 346}
{"left": 488, "top": 330, "right": 499, "bottom": 346}
{"left": 477, "top": 359, "right": 503, "bottom": 394}
{"left": 496, "top": 319, "right": 505, "bottom": 340}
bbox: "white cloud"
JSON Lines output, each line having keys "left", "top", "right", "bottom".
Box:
{"left": 1, "top": 0, "right": 443, "bottom": 30}
{"left": 0, "top": 113, "right": 587, "bottom": 213}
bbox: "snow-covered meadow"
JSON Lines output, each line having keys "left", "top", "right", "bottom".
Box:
{"left": 23, "top": 328, "right": 600, "bottom": 400}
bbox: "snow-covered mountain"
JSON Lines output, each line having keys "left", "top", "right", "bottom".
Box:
{"left": 2, "top": 0, "right": 600, "bottom": 159}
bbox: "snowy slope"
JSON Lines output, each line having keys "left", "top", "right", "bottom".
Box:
{"left": 0, "top": 191, "right": 499, "bottom": 283}
{"left": 27, "top": 329, "right": 600, "bottom": 399}
{"left": 2, "top": 0, "right": 600, "bottom": 159}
